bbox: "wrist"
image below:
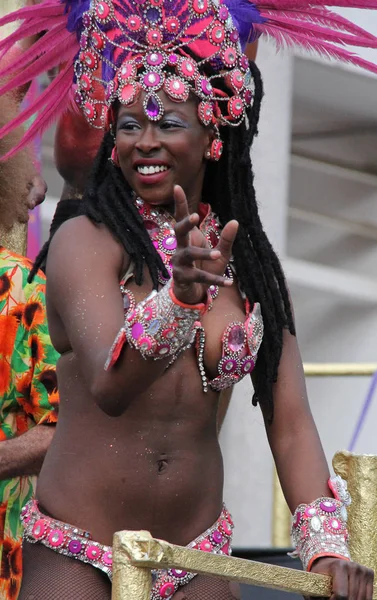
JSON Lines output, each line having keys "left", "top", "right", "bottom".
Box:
{"left": 170, "top": 284, "right": 210, "bottom": 314}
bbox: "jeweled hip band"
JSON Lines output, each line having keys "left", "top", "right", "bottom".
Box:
{"left": 21, "top": 500, "right": 234, "bottom": 599}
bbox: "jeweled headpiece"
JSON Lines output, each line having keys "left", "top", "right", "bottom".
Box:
{"left": 75, "top": 0, "right": 256, "bottom": 130}
{"left": 1, "top": 0, "right": 377, "bottom": 159}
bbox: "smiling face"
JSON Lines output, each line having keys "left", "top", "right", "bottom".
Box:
{"left": 115, "top": 91, "right": 213, "bottom": 212}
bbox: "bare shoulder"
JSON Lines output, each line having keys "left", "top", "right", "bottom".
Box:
{"left": 47, "top": 215, "right": 125, "bottom": 276}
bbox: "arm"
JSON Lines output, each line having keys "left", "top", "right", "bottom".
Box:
{"left": 258, "top": 318, "right": 374, "bottom": 597}
{"left": 260, "top": 328, "right": 330, "bottom": 510}
{"left": 0, "top": 424, "right": 55, "bottom": 479}
{"left": 46, "top": 216, "right": 171, "bottom": 416}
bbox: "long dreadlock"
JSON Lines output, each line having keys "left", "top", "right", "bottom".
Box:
{"left": 31, "top": 59, "right": 294, "bottom": 420}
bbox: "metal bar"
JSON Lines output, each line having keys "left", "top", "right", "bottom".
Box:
{"left": 111, "top": 530, "right": 377, "bottom": 600}
{"left": 304, "top": 363, "right": 377, "bottom": 376}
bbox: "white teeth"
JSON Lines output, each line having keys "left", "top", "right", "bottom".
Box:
{"left": 137, "top": 165, "right": 168, "bottom": 175}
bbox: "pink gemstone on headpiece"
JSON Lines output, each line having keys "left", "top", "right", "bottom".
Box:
{"left": 127, "top": 14, "right": 142, "bottom": 31}
{"left": 209, "top": 22, "right": 225, "bottom": 45}
{"left": 84, "top": 102, "right": 96, "bottom": 120}
{"left": 228, "top": 96, "right": 244, "bottom": 119}
{"left": 144, "top": 71, "right": 162, "bottom": 88}
{"left": 82, "top": 12, "right": 91, "bottom": 27}
{"left": 146, "top": 28, "right": 163, "bottom": 45}
{"left": 168, "top": 53, "right": 179, "bottom": 65}
{"left": 151, "top": 0, "right": 163, "bottom": 5}
{"left": 80, "top": 33, "right": 88, "bottom": 49}
{"left": 91, "top": 31, "right": 104, "bottom": 49}
{"left": 119, "top": 61, "right": 137, "bottom": 81}
{"left": 229, "top": 29, "right": 239, "bottom": 43}
{"left": 240, "top": 55, "right": 249, "bottom": 71}
{"left": 200, "top": 77, "right": 212, "bottom": 96}
{"left": 146, "top": 52, "right": 164, "bottom": 66}
{"left": 80, "top": 74, "right": 92, "bottom": 91}
{"left": 222, "top": 47, "right": 237, "bottom": 67}
{"left": 198, "top": 101, "right": 213, "bottom": 126}
{"left": 179, "top": 58, "right": 197, "bottom": 79}
{"left": 119, "top": 83, "right": 139, "bottom": 105}
{"left": 80, "top": 51, "right": 97, "bottom": 70}
{"left": 164, "top": 77, "right": 189, "bottom": 101}
{"left": 165, "top": 16, "right": 180, "bottom": 33}
{"left": 218, "top": 5, "right": 229, "bottom": 20}
{"left": 230, "top": 69, "right": 244, "bottom": 91}
{"left": 244, "top": 89, "right": 253, "bottom": 105}
{"left": 95, "top": 1, "right": 110, "bottom": 20}
{"left": 74, "top": 91, "right": 83, "bottom": 105}
{"left": 192, "top": 0, "right": 208, "bottom": 14}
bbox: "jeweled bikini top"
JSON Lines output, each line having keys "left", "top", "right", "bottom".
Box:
{"left": 119, "top": 199, "right": 264, "bottom": 392}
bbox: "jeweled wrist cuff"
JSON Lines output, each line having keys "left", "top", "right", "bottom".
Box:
{"left": 105, "top": 280, "right": 207, "bottom": 368}
{"left": 291, "top": 495, "right": 351, "bottom": 571}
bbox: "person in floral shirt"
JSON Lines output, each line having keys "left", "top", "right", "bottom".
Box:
{"left": 0, "top": 245, "right": 59, "bottom": 600}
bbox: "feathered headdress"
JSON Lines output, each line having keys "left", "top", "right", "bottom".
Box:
{"left": 0, "top": 0, "right": 377, "bottom": 159}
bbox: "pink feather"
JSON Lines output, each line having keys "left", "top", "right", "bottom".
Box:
{"left": 0, "top": 1, "right": 63, "bottom": 28}
{"left": 0, "top": 16, "right": 64, "bottom": 57}
{"left": 257, "top": 0, "right": 377, "bottom": 9}
{"left": 261, "top": 7, "right": 377, "bottom": 39}
{"left": 0, "top": 55, "right": 75, "bottom": 147}
{"left": 0, "top": 31, "right": 75, "bottom": 97}
{"left": 254, "top": 22, "right": 377, "bottom": 74}
{"left": 0, "top": 24, "right": 69, "bottom": 81}
{"left": 0, "top": 66, "right": 75, "bottom": 161}
{"left": 263, "top": 14, "right": 377, "bottom": 47}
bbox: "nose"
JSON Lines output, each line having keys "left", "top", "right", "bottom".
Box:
{"left": 135, "top": 123, "right": 161, "bottom": 154}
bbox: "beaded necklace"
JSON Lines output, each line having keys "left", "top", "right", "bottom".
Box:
{"left": 135, "top": 197, "right": 233, "bottom": 297}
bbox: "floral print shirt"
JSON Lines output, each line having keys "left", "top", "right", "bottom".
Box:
{"left": 0, "top": 247, "right": 59, "bottom": 599}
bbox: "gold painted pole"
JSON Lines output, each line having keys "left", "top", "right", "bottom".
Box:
{"left": 304, "top": 363, "right": 377, "bottom": 377}
{"left": 111, "top": 530, "right": 377, "bottom": 600}
{"left": 112, "top": 531, "right": 152, "bottom": 600}
{"left": 334, "top": 451, "right": 377, "bottom": 574}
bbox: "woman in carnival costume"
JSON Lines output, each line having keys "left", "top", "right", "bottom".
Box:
{"left": 1, "top": 0, "right": 377, "bottom": 598}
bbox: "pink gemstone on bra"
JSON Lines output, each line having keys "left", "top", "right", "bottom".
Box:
{"left": 144, "top": 219, "right": 159, "bottom": 236}
{"left": 160, "top": 582, "right": 175, "bottom": 598}
{"left": 228, "top": 325, "right": 245, "bottom": 352}
{"left": 131, "top": 322, "right": 144, "bottom": 340}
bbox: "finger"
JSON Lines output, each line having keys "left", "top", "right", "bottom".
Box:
{"left": 173, "top": 266, "right": 232, "bottom": 288}
{"left": 356, "top": 580, "right": 367, "bottom": 600}
{"left": 216, "top": 220, "right": 239, "bottom": 260}
{"left": 173, "top": 247, "right": 221, "bottom": 267}
{"left": 331, "top": 562, "right": 349, "bottom": 600}
{"left": 365, "top": 572, "right": 374, "bottom": 600}
{"left": 174, "top": 185, "right": 190, "bottom": 224}
{"left": 174, "top": 214, "right": 199, "bottom": 248}
{"left": 348, "top": 570, "right": 360, "bottom": 600}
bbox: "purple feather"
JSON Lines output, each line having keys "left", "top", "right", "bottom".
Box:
{"left": 223, "top": 0, "right": 266, "bottom": 47}
{"left": 61, "top": 0, "right": 90, "bottom": 34}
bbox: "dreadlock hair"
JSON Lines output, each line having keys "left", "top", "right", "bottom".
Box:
{"left": 203, "top": 61, "right": 295, "bottom": 421}
{"left": 31, "top": 59, "right": 294, "bottom": 421}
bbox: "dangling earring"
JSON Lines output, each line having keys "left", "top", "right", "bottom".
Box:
{"left": 209, "top": 138, "right": 223, "bottom": 162}
{"left": 111, "top": 145, "right": 120, "bottom": 167}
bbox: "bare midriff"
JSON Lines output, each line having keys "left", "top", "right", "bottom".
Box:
{"left": 36, "top": 349, "right": 224, "bottom": 547}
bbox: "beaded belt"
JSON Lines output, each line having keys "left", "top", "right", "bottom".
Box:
{"left": 21, "top": 500, "right": 233, "bottom": 599}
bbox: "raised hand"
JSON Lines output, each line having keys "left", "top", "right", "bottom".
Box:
{"left": 172, "top": 185, "right": 238, "bottom": 306}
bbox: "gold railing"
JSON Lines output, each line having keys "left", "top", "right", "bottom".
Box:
{"left": 111, "top": 362, "right": 377, "bottom": 599}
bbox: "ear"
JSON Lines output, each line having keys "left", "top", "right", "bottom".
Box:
{"left": 204, "top": 126, "right": 216, "bottom": 158}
